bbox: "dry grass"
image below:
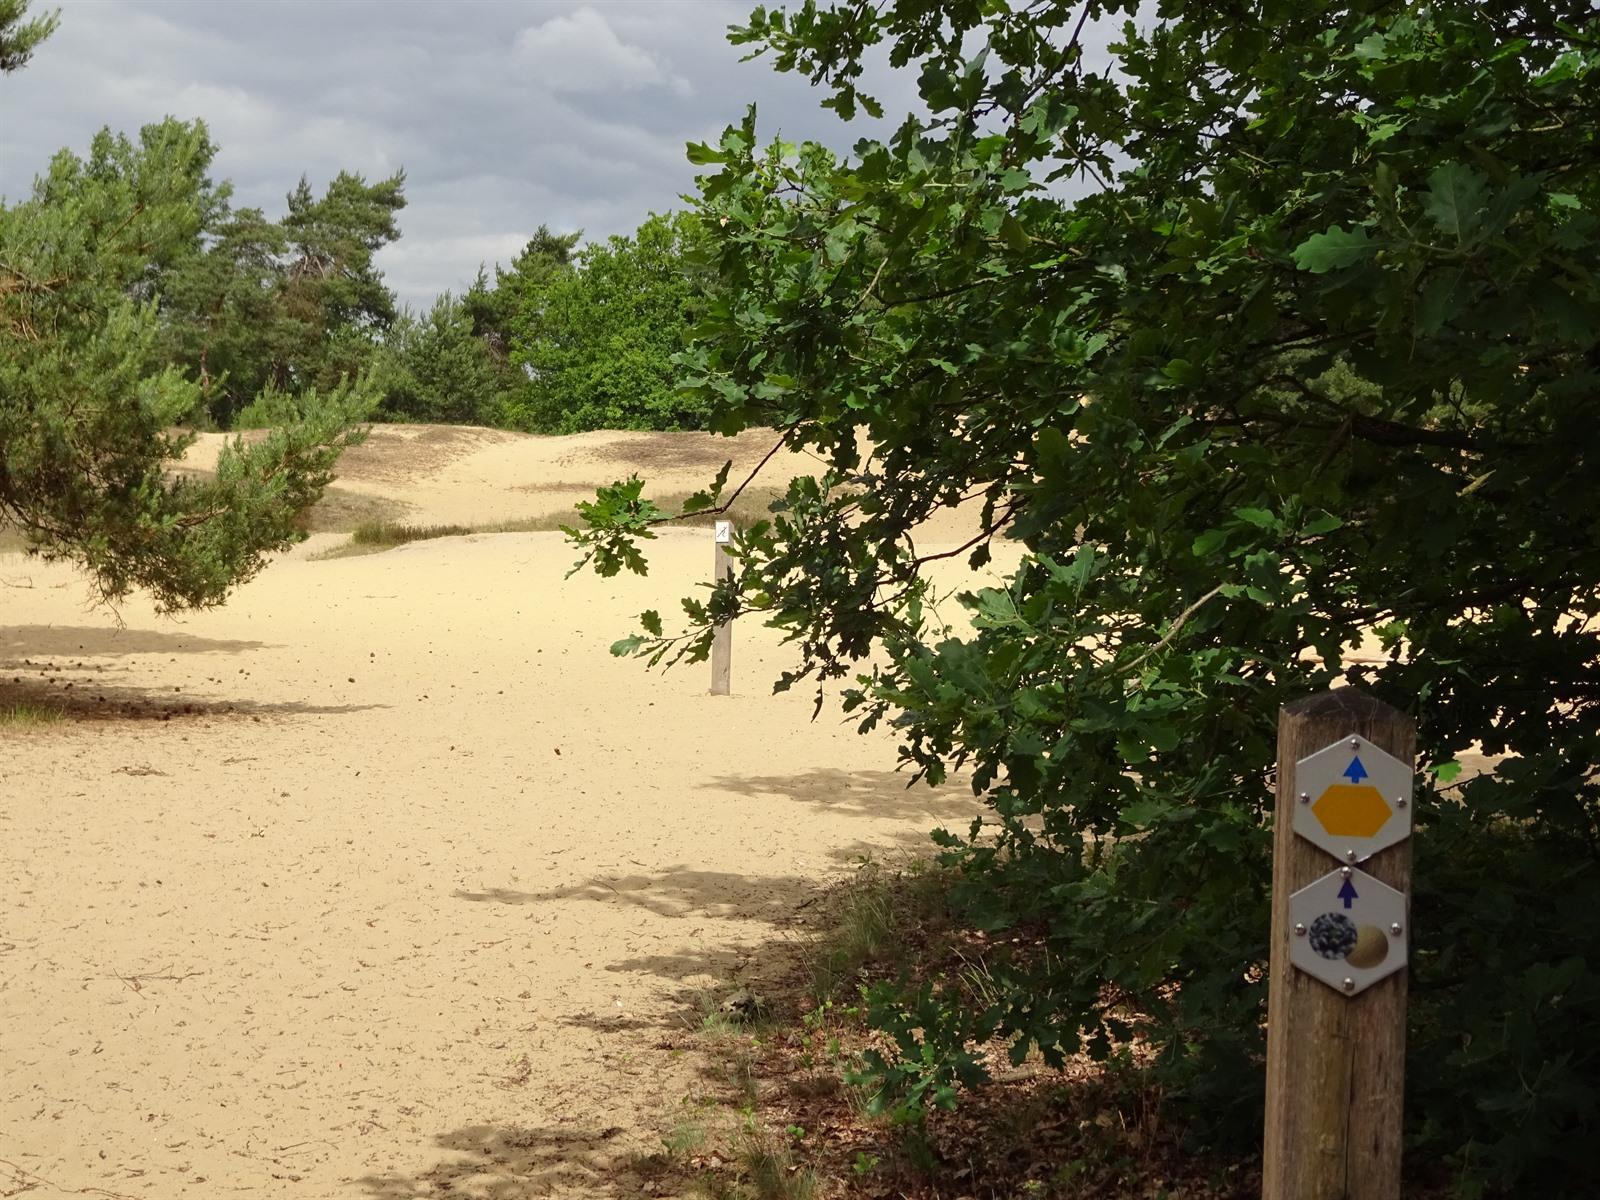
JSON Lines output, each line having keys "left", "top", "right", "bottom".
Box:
{"left": 310, "top": 487, "right": 792, "bottom": 561}
{"left": 725, "top": 1134, "right": 819, "bottom": 1200}
{"left": 808, "top": 859, "right": 956, "bottom": 1002}
{"left": 0, "top": 699, "right": 65, "bottom": 728}
{"left": 296, "top": 484, "right": 404, "bottom": 533}
{"left": 659, "top": 862, "right": 1289, "bottom": 1199}
{"left": 349, "top": 520, "right": 478, "bottom": 548}
{"left": 309, "top": 516, "right": 560, "bottom": 560}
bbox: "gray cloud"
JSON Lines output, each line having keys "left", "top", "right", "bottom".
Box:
{"left": 513, "top": 6, "right": 690, "bottom": 95}
{"left": 0, "top": 0, "right": 926, "bottom": 311}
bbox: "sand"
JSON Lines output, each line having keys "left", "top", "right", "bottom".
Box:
{"left": 179, "top": 424, "right": 839, "bottom": 532}
{"left": 0, "top": 427, "right": 991, "bottom": 1198}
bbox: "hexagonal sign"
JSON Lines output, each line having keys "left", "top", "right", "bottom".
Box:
{"left": 1289, "top": 867, "right": 1408, "bottom": 997}
{"left": 1293, "top": 732, "right": 1413, "bottom": 864}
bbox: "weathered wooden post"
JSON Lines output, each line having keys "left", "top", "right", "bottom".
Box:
{"left": 710, "top": 519, "right": 733, "bottom": 695}
{"left": 1263, "top": 687, "right": 1416, "bottom": 1200}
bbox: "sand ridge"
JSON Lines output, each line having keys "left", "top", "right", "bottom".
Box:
{"left": 181, "top": 424, "right": 830, "bottom": 530}
{"left": 1, "top": 427, "right": 991, "bottom": 1197}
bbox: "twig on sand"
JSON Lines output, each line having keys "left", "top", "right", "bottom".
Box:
{"left": 110, "top": 965, "right": 206, "bottom": 995}
{"left": 1, "top": 1156, "right": 140, "bottom": 1199}
{"left": 271, "top": 1140, "right": 335, "bottom": 1154}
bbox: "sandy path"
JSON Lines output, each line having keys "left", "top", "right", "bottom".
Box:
{"left": 0, "top": 520, "right": 986, "bottom": 1197}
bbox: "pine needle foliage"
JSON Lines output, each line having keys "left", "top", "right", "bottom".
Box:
{"left": 0, "top": 18, "right": 366, "bottom": 612}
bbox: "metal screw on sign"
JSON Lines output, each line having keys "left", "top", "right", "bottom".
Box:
{"left": 1299, "top": 792, "right": 1311, "bottom": 804}
{"left": 1294, "top": 923, "right": 1306, "bottom": 936}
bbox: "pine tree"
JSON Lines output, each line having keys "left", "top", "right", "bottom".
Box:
{"left": 0, "top": 14, "right": 365, "bottom": 611}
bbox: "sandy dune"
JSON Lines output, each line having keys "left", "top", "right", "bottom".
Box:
{"left": 0, "top": 427, "right": 992, "bottom": 1197}
{"left": 182, "top": 424, "right": 836, "bottom": 531}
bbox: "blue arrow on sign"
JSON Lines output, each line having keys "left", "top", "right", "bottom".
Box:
{"left": 1343, "top": 755, "right": 1369, "bottom": 783}
{"left": 1338, "top": 878, "right": 1359, "bottom": 909}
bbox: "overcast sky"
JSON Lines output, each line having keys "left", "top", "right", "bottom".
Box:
{"left": 0, "top": 0, "right": 926, "bottom": 311}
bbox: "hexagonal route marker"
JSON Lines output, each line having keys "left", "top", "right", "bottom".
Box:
{"left": 1289, "top": 866, "right": 1408, "bottom": 997}
{"left": 1312, "top": 784, "right": 1392, "bottom": 837}
{"left": 1267, "top": 690, "right": 1415, "bottom": 1199}
{"left": 1292, "top": 731, "right": 1413, "bottom": 863}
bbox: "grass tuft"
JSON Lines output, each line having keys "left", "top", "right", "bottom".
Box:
{"left": 662, "top": 1119, "right": 709, "bottom": 1158}
{"left": 739, "top": 1133, "right": 818, "bottom": 1200}
{"left": 351, "top": 519, "right": 476, "bottom": 547}
{"left": 0, "top": 700, "right": 65, "bottom": 728}
{"left": 693, "top": 1131, "right": 818, "bottom": 1200}
{"left": 313, "top": 519, "right": 499, "bottom": 560}
{"left": 809, "top": 858, "right": 954, "bottom": 1002}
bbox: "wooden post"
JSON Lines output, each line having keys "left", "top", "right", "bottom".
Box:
{"left": 709, "top": 520, "right": 733, "bottom": 695}
{"left": 1263, "top": 687, "right": 1415, "bottom": 1200}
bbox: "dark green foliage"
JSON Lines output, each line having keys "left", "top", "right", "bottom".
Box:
{"left": 159, "top": 203, "right": 288, "bottom": 420}
{"left": 576, "top": 2, "right": 1600, "bottom": 1191}
{"left": 0, "top": 32, "right": 365, "bottom": 612}
{"left": 0, "top": 0, "right": 56, "bottom": 73}
{"left": 469, "top": 225, "right": 581, "bottom": 351}
{"left": 280, "top": 171, "right": 404, "bottom": 335}
{"left": 370, "top": 292, "right": 513, "bottom": 425}
{"left": 159, "top": 163, "right": 406, "bottom": 427}
{"left": 372, "top": 226, "right": 577, "bottom": 427}
{"left": 23, "top": 113, "right": 404, "bottom": 432}
{"left": 510, "top": 211, "right": 717, "bottom": 432}
{"left": 348, "top": 210, "right": 713, "bottom": 435}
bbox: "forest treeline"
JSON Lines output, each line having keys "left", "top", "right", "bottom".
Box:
{"left": 14, "top": 116, "right": 712, "bottom": 435}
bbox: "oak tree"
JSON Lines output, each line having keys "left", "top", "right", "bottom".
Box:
{"left": 579, "top": 2, "right": 1600, "bottom": 1188}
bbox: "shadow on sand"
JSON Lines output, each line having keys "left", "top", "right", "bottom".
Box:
{"left": 1, "top": 623, "right": 269, "bottom": 659}
{"left": 403, "top": 785, "right": 981, "bottom": 1193}
{"left": 704, "top": 764, "right": 981, "bottom": 824}
{"left": 451, "top": 827, "right": 937, "bottom": 926}
{"left": 454, "top": 865, "right": 821, "bottom": 923}
{"left": 1, "top": 625, "right": 389, "bottom": 722}
{"left": 0, "top": 677, "right": 386, "bottom": 722}
{"left": 354, "top": 1123, "right": 650, "bottom": 1199}
{"left": 454, "top": 828, "right": 948, "bottom": 1026}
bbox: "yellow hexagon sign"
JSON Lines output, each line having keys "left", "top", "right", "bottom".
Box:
{"left": 1292, "top": 733, "right": 1414, "bottom": 862}
{"left": 1311, "top": 784, "right": 1393, "bottom": 838}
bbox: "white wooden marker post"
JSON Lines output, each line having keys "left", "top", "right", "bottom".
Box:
{"left": 1264, "top": 687, "right": 1416, "bottom": 1200}
{"left": 710, "top": 520, "right": 733, "bottom": 695}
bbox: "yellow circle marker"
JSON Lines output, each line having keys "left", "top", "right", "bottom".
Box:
{"left": 1345, "top": 924, "right": 1389, "bottom": 969}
